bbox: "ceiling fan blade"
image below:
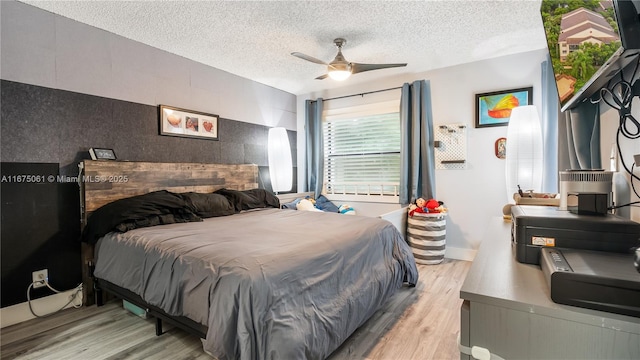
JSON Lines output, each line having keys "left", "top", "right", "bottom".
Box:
{"left": 351, "top": 63, "right": 407, "bottom": 75}
{"left": 291, "top": 52, "right": 328, "bottom": 65}
{"left": 315, "top": 74, "right": 329, "bottom": 80}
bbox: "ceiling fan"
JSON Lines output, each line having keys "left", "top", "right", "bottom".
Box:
{"left": 291, "top": 38, "right": 407, "bottom": 81}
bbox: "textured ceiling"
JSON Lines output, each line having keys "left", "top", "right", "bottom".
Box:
{"left": 20, "top": 0, "right": 547, "bottom": 96}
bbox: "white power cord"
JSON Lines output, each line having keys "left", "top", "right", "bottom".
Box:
{"left": 26, "top": 279, "right": 83, "bottom": 318}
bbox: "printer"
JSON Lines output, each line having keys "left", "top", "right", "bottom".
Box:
{"left": 511, "top": 205, "right": 640, "bottom": 317}
{"left": 511, "top": 205, "right": 640, "bottom": 265}
{"left": 540, "top": 247, "right": 640, "bottom": 317}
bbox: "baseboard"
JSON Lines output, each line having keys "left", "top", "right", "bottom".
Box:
{"left": 0, "top": 289, "right": 83, "bottom": 328}
{"left": 445, "top": 246, "right": 477, "bottom": 262}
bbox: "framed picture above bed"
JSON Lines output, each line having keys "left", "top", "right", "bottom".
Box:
{"left": 475, "top": 87, "right": 532, "bottom": 128}
{"left": 159, "top": 105, "right": 219, "bottom": 140}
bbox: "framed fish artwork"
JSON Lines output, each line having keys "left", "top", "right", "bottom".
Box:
{"left": 475, "top": 87, "right": 532, "bottom": 128}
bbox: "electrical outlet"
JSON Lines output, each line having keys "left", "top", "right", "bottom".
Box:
{"left": 32, "top": 269, "right": 48, "bottom": 289}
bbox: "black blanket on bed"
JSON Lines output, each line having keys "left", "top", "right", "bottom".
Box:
{"left": 82, "top": 190, "right": 201, "bottom": 245}
{"left": 82, "top": 189, "right": 281, "bottom": 245}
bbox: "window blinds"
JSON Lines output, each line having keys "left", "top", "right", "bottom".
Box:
{"left": 323, "top": 111, "right": 401, "bottom": 196}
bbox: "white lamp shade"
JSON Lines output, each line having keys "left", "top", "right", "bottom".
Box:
{"left": 505, "top": 105, "right": 543, "bottom": 202}
{"left": 268, "top": 127, "right": 293, "bottom": 193}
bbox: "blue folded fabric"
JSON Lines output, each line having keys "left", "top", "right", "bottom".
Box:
{"left": 281, "top": 198, "right": 302, "bottom": 210}
{"left": 282, "top": 195, "right": 339, "bottom": 212}
{"left": 315, "top": 195, "right": 340, "bottom": 213}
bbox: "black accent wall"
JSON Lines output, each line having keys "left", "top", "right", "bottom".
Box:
{"left": 0, "top": 79, "right": 297, "bottom": 307}
{"left": 1, "top": 80, "right": 297, "bottom": 177}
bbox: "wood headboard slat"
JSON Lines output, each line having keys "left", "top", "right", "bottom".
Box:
{"left": 81, "top": 160, "right": 258, "bottom": 214}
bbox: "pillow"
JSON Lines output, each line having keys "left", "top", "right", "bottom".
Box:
{"left": 296, "top": 198, "right": 322, "bottom": 212}
{"left": 180, "top": 192, "right": 236, "bottom": 218}
{"left": 214, "top": 188, "right": 280, "bottom": 211}
{"left": 315, "top": 195, "right": 340, "bottom": 212}
{"left": 82, "top": 190, "right": 201, "bottom": 245}
{"left": 242, "top": 188, "right": 281, "bottom": 209}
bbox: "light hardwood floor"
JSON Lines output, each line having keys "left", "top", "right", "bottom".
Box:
{"left": 1, "top": 259, "right": 470, "bottom": 360}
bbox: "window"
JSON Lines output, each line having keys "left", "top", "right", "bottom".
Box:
{"left": 323, "top": 101, "right": 401, "bottom": 200}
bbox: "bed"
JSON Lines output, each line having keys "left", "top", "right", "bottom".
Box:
{"left": 79, "top": 160, "right": 418, "bottom": 359}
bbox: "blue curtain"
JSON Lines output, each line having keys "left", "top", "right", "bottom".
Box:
{"left": 541, "top": 57, "right": 559, "bottom": 192}
{"left": 399, "top": 80, "right": 436, "bottom": 204}
{"left": 563, "top": 100, "right": 601, "bottom": 169}
{"left": 305, "top": 98, "right": 324, "bottom": 198}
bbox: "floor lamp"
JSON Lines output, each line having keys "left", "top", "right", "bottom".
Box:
{"left": 505, "top": 105, "right": 543, "bottom": 202}
{"left": 268, "top": 127, "right": 292, "bottom": 194}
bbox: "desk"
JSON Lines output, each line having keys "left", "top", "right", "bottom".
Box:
{"left": 459, "top": 218, "right": 640, "bottom": 359}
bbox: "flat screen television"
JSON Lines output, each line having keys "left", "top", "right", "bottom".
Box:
{"left": 540, "top": 0, "right": 640, "bottom": 112}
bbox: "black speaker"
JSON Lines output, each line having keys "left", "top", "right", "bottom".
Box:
{"left": 567, "top": 192, "right": 608, "bottom": 216}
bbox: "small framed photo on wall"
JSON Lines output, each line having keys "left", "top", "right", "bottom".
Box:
{"left": 475, "top": 87, "right": 532, "bottom": 128}
{"left": 159, "top": 105, "right": 219, "bottom": 140}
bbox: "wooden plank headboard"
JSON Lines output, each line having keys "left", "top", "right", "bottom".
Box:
{"left": 79, "top": 160, "right": 258, "bottom": 305}
{"left": 80, "top": 160, "right": 258, "bottom": 220}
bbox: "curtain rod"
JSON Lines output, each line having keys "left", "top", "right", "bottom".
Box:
{"left": 310, "top": 86, "right": 402, "bottom": 103}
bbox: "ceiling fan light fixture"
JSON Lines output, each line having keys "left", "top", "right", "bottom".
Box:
{"left": 328, "top": 70, "right": 352, "bottom": 81}
{"left": 292, "top": 37, "right": 407, "bottom": 81}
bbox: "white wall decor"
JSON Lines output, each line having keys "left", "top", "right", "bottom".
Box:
{"left": 435, "top": 123, "right": 467, "bottom": 170}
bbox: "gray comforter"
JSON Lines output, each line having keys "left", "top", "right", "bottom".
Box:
{"left": 94, "top": 208, "right": 418, "bottom": 359}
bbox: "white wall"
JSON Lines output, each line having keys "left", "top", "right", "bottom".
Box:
{"left": 0, "top": 0, "right": 296, "bottom": 130}
{"left": 297, "top": 48, "right": 549, "bottom": 260}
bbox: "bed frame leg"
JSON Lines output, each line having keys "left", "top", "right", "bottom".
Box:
{"left": 89, "top": 260, "right": 104, "bottom": 307}
{"left": 95, "top": 287, "right": 104, "bottom": 307}
{"left": 155, "top": 317, "right": 163, "bottom": 336}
